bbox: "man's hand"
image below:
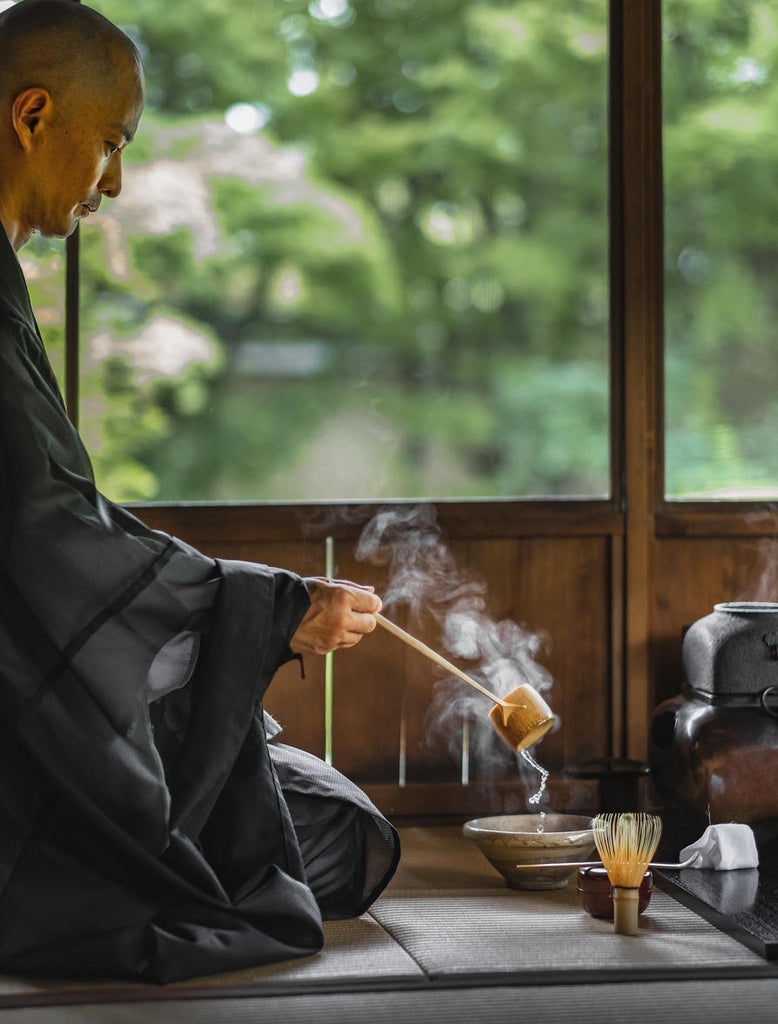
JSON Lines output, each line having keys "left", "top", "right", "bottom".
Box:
{"left": 290, "top": 577, "right": 382, "bottom": 657}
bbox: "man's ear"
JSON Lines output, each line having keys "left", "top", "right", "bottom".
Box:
{"left": 11, "top": 87, "right": 53, "bottom": 150}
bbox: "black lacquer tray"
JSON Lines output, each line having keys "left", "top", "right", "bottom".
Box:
{"left": 656, "top": 819, "right": 778, "bottom": 960}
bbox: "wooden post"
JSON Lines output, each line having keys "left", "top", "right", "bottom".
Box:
{"left": 619, "top": 0, "right": 665, "bottom": 757}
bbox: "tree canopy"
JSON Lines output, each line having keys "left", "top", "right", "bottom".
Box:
{"left": 27, "top": 0, "right": 777, "bottom": 502}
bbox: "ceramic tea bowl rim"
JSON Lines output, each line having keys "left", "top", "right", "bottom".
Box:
{"left": 463, "top": 813, "right": 597, "bottom": 889}
{"left": 463, "top": 812, "right": 594, "bottom": 844}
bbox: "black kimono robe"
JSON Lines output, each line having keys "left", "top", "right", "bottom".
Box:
{"left": 0, "top": 226, "right": 398, "bottom": 983}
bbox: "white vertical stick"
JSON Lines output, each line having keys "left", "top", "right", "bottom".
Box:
{"left": 461, "top": 713, "right": 471, "bottom": 785}
{"left": 324, "top": 536, "right": 334, "bottom": 766}
{"left": 398, "top": 713, "right": 407, "bottom": 787}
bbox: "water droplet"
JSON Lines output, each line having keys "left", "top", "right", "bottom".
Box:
{"left": 520, "top": 748, "right": 549, "bottom": 808}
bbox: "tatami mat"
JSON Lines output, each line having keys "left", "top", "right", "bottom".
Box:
{"left": 4, "top": 979, "right": 778, "bottom": 1024}
{"left": 0, "top": 915, "right": 422, "bottom": 1007}
{"left": 371, "top": 888, "right": 770, "bottom": 978}
{"left": 379, "top": 825, "right": 775, "bottom": 978}
{"left": 1, "top": 824, "right": 778, "bottom": 1022}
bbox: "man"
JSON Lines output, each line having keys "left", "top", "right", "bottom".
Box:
{"left": 0, "top": 0, "right": 399, "bottom": 983}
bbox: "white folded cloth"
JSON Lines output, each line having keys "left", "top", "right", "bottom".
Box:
{"left": 680, "top": 823, "right": 759, "bottom": 870}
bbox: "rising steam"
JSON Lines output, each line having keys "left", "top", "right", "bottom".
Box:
{"left": 356, "top": 504, "right": 557, "bottom": 797}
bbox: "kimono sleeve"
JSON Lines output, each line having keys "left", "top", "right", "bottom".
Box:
{"left": 0, "top": 310, "right": 308, "bottom": 851}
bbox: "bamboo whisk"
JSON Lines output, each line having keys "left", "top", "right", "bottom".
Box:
{"left": 592, "top": 813, "right": 662, "bottom": 936}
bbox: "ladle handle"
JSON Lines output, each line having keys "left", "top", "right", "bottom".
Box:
{"left": 376, "top": 613, "right": 505, "bottom": 706}
{"left": 505, "top": 852, "right": 700, "bottom": 871}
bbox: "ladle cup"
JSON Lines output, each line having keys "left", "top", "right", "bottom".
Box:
{"left": 376, "top": 613, "right": 554, "bottom": 752}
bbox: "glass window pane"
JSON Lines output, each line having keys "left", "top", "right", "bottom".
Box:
{"left": 88, "top": 0, "right": 609, "bottom": 503}
{"left": 19, "top": 237, "right": 66, "bottom": 390}
{"left": 664, "top": 0, "right": 778, "bottom": 500}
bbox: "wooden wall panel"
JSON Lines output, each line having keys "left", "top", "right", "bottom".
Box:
{"left": 134, "top": 509, "right": 617, "bottom": 816}
{"left": 323, "top": 534, "right": 612, "bottom": 788}
{"left": 653, "top": 537, "right": 778, "bottom": 710}
{"left": 323, "top": 542, "right": 405, "bottom": 783}
{"left": 491, "top": 536, "right": 612, "bottom": 770}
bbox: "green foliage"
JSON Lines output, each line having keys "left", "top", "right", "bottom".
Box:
{"left": 663, "top": 0, "right": 778, "bottom": 496}
{"left": 22, "top": 236, "right": 67, "bottom": 387}
{"left": 76, "top": 0, "right": 778, "bottom": 503}
{"left": 96, "top": 0, "right": 287, "bottom": 114}
{"left": 9, "top": 2, "right": 764, "bottom": 503}
{"left": 76, "top": 0, "right": 614, "bottom": 502}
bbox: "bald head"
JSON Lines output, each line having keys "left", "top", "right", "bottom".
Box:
{"left": 0, "top": 0, "right": 143, "bottom": 108}
{"left": 0, "top": 0, "right": 145, "bottom": 249}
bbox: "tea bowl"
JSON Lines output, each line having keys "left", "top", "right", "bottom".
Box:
{"left": 462, "top": 812, "right": 596, "bottom": 890}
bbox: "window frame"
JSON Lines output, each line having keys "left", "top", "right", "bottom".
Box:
{"left": 64, "top": 0, "right": 619, "bottom": 516}
{"left": 59, "top": 0, "right": 778, "bottom": 764}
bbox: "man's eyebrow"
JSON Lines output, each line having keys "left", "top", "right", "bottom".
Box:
{"left": 113, "top": 124, "right": 135, "bottom": 144}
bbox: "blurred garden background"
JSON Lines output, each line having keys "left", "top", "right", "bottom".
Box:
{"left": 663, "top": 0, "right": 778, "bottom": 498}
{"left": 18, "top": 0, "right": 778, "bottom": 503}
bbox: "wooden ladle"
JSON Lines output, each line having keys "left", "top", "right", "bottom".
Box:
{"left": 376, "top": 613, "right": 554, "bottom": 752}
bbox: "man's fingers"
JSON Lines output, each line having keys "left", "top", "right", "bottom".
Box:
{"left": 306, "top": 577, "right": 382, "bottom": 613}
{"left": 292, "top": 578, "right": 382, "bottom": 656}
{"left": 327, "top": 577, "right": 376, "bottom": 592}
{"left": 347, "top": 609, "right": 379, "bottom": 636}
{"left": 349, "top": 589, "right": 382, "bottom": 614}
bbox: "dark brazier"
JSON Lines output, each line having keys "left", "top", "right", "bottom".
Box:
{"left": 651, "top": 607, "right": 778, "bottom": 960}
{"left": 650, "top": 602, "right": 778, "bottom": 845}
